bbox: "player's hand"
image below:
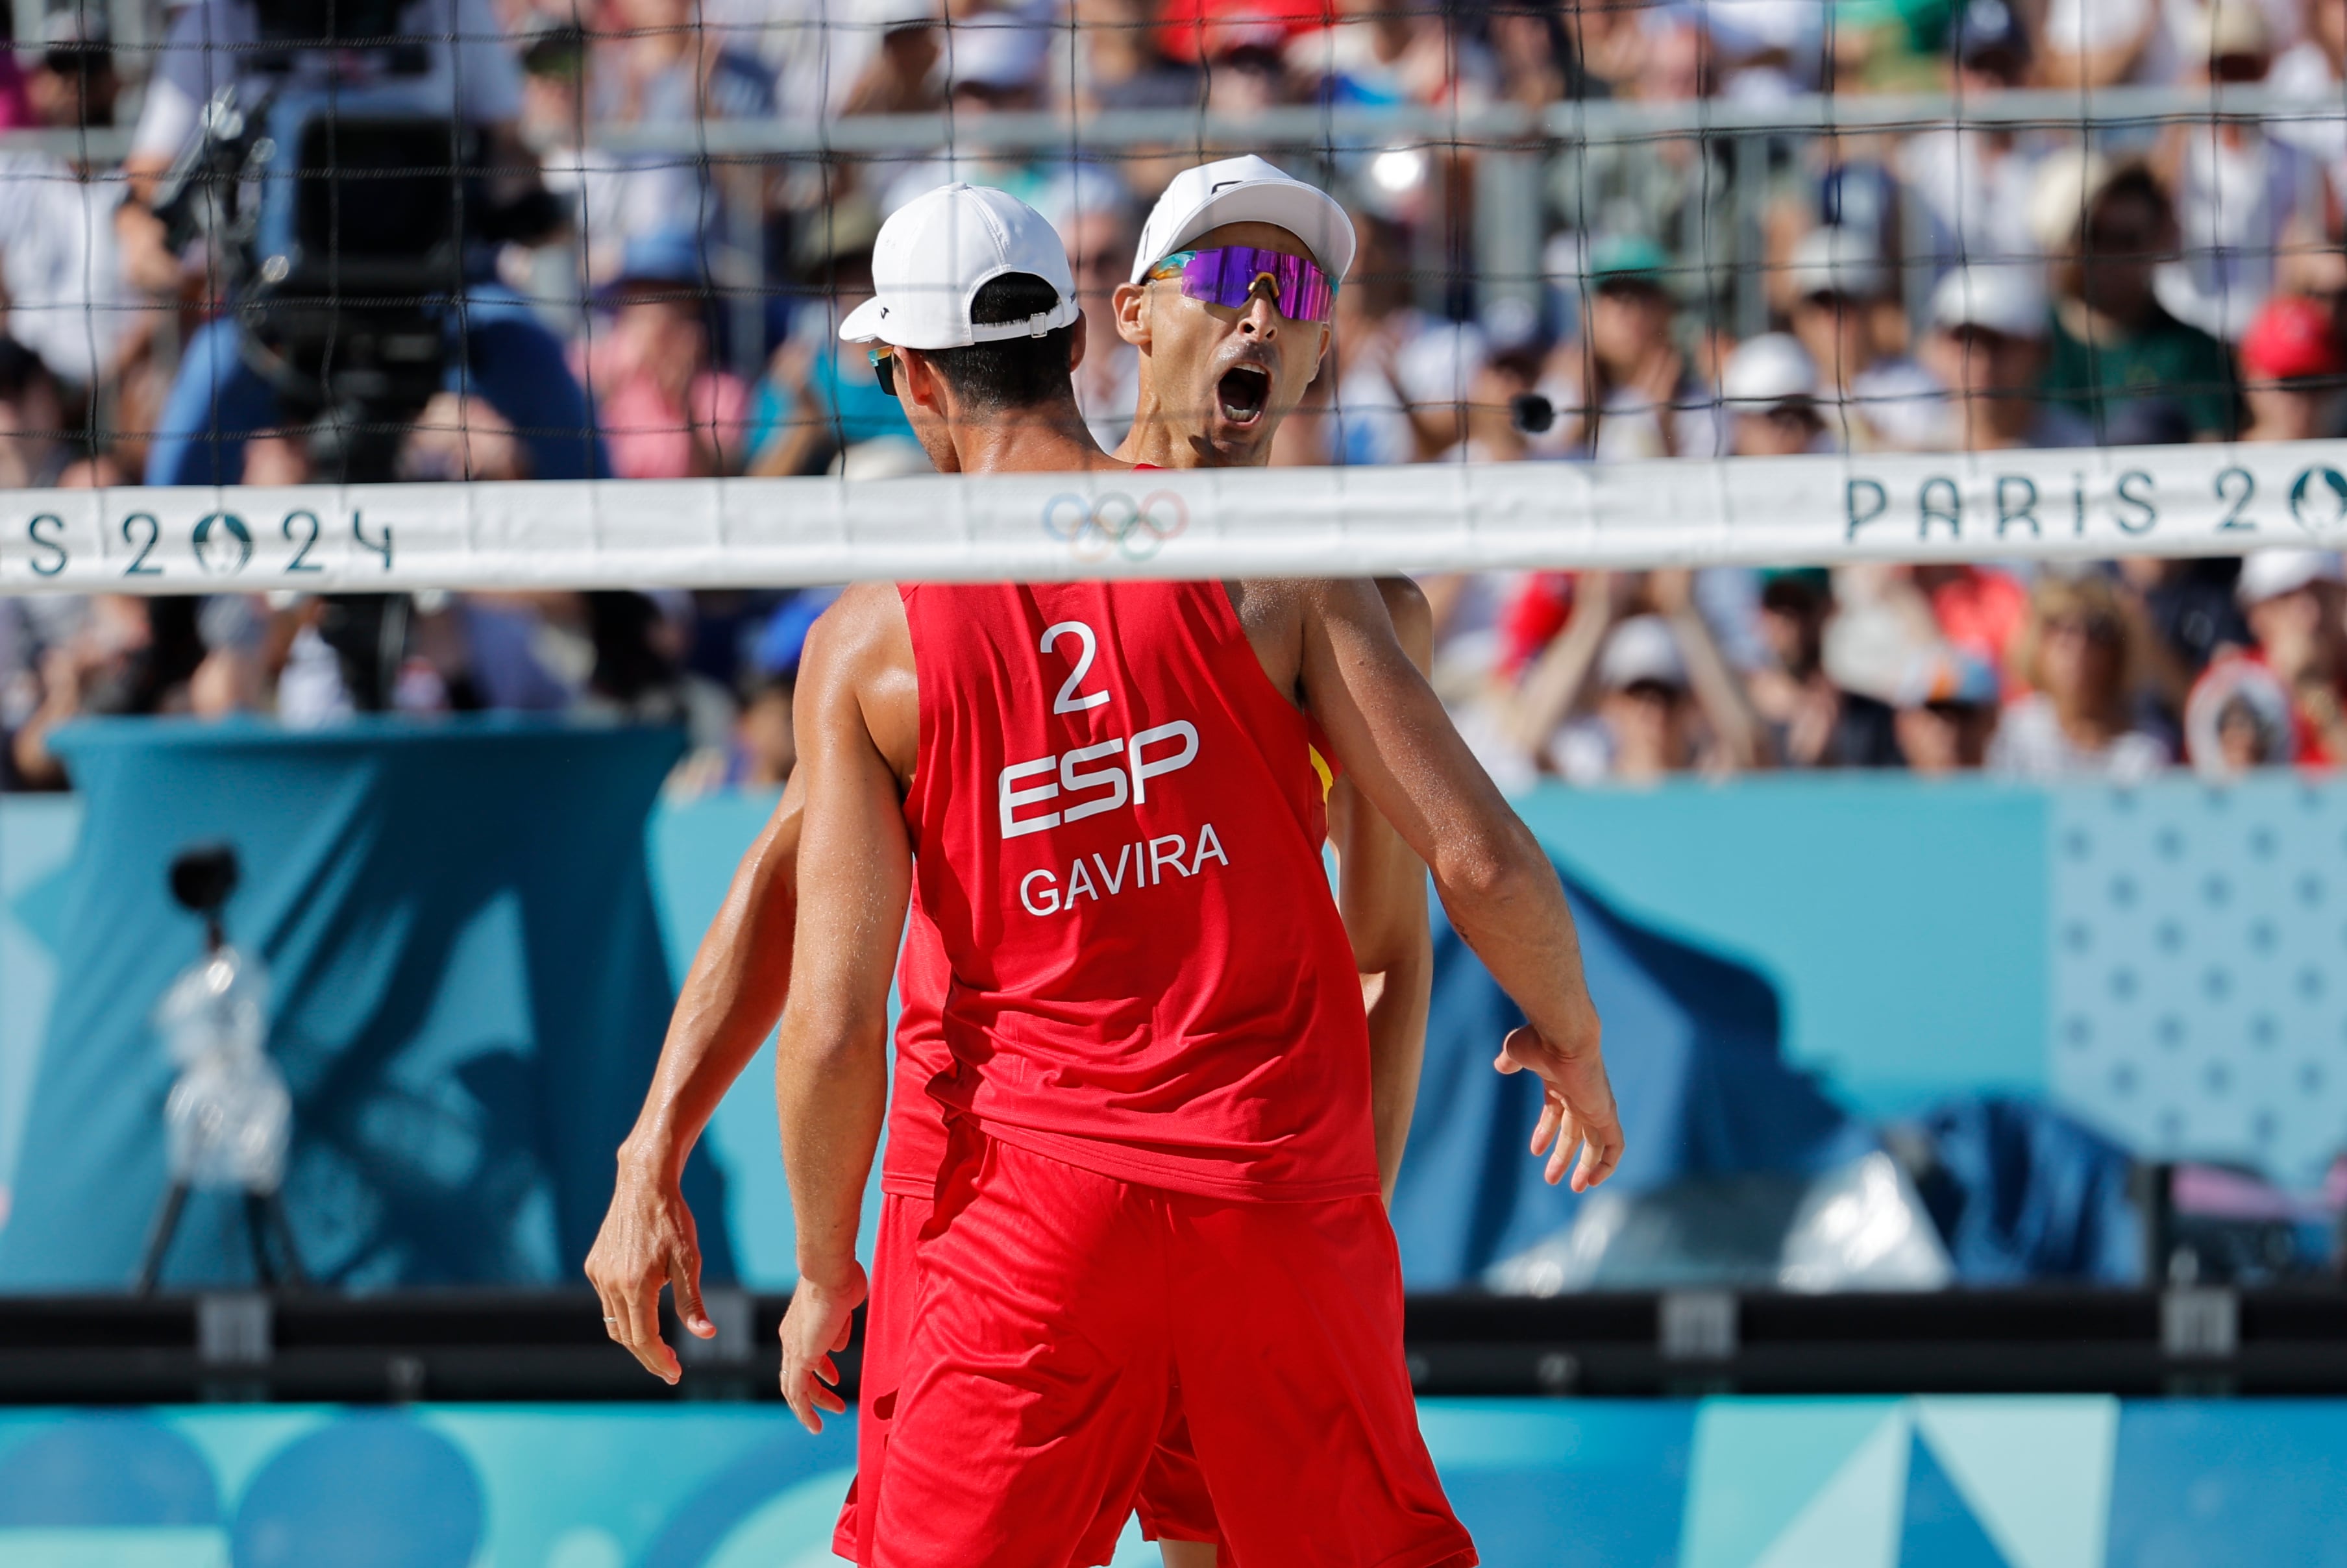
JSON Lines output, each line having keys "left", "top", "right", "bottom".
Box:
{"left": 1494, "top": 1020, "right": 1623, "bottom": 1192}
{"left": 779, "top": 1262, "right": 868, "bottom": 1434}
{"left": 584, "top": 1153, "right": 713, "bottom": 1385}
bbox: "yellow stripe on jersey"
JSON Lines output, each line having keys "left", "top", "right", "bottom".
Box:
{"left": 1307, "top": 744, "right": 1334, "bottom": 802}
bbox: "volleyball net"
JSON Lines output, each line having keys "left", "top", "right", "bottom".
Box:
{"left": 1, "top": 0, "right": 2345, "bottom": 591}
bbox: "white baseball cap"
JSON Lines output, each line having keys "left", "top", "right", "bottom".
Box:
{"left": 1130, "top": 155, "right": 1358, "bottom": 285}
{"left": 1930, "top": 264, "right": 2047, "bottom": 341}
{"left": 839, "top": 183, "right": 1079, "bottom": 350}
{"left": 1599, "top": 615, "right": 1689, "bottom": 691}
{"left": 1722, "top": 332, "right": 1819, "bottom": 406}
{"left": 2237, "top": 548, "right": 2346, "bottom": 607}
{"left": 1784, "top": 226, "right": 1887, "bottom": 302}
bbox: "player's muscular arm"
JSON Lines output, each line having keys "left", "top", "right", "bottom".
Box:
{"left": 587, "top": 772, "right": 805, "bottom": 1383}
{"left": 1297, "top": 578, "right": 1623, "bottom": 1192}
{"left": 774, "top": 586, "right": 918, "bottom": 1432}
{"left": 1334, "top": 578, "right": 1436, "bottom": 1203}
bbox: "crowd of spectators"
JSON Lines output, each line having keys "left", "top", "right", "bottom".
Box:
{"left": 6, "top": 0, "right": 2347, "bottom": 789}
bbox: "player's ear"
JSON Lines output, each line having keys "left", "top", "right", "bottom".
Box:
{"left": 1113, "top": 282, "right": 1151, "bottom": 351}
{"left": 1068, "top": 310, "right": 1088, "bottom": 373}
{"left": 1306, "top": 321, "right": 1331, "bottom": 377}
{"left": 898, "top": 347, "right": 945, "bottom": 413}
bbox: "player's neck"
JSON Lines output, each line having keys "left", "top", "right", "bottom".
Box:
{"left": 944, "top": 398, "right": 1113, "bottom": 474}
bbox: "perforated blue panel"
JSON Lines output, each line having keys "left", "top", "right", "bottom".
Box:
{"left": 2050, "top": 778, "right": 2347, "bottom": 1186}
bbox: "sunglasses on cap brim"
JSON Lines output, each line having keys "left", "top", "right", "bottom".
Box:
{"left": 1146, "top": 245, "right": 1338, "bottom": 324}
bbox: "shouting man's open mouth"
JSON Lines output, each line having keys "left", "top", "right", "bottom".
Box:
{"left": 1216, "top": 363, "right": 1272, "bottom": 426}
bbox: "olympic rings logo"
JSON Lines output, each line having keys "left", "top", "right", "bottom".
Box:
{"left": 1041, "top": 490, "right": 1189, "bottom": 562}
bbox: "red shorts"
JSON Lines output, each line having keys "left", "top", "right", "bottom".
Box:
{"left": 867, "top": 1134, "right": 1476, "bottom": 1568}
{"left": 831, "top": 1191, "right": 1221, "bottom": 1565}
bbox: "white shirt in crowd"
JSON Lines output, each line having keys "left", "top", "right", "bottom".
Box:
{"left": 0, "top": 153, "right": 128, "bottom": 386}
{"left": 1987, "top": 694, "right": 2169, "bottom": 781}
{"left": 132, "top": 0, "right": 526, "bottom": 164}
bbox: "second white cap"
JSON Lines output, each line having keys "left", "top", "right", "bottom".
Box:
{"left": 1131, "top": 155, "right": 1358, "bottom": 285}
{"left": 839, "top": 183, "right": 1079, "bottom": 350}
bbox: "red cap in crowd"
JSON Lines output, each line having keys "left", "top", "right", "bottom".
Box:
{"left": 2239, "top": 295, "right": 2345, "bottom": 382}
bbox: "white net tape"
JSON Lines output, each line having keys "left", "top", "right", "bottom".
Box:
{"left": 8, "top": 439, "right": 2344, "bottom": 594}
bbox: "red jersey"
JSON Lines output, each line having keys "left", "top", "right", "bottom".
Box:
{"left": 896, "top": 579, "right": 1376, "bottom": 1201}
{"left": 879, "top": 891, "right": 953, "bottom": 1198}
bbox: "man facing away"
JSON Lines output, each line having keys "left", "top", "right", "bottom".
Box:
{"left": 776, "top": 182, "right": 1623, "bottom": 1566}
{"left": 585, "top": 169, "right": 1442, "bottom": 1567}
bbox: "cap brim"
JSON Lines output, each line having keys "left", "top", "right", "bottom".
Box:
{"left": 838, "top": 297, "right": 889, "bottom": 344}
{"left": 1136, "top": 180, "right": 1357, "bottom": 284}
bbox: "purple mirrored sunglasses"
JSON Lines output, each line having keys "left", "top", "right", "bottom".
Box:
{"left": 1148, "top": 245, "right": 1338, "bottom": 323}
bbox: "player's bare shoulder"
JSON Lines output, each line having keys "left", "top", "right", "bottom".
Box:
{"left": 1223, "top": 579, "right": 1311, "bottom": 704}
{"left": 1373, "top": 577, "right": 1433, "bottom": 671}
{"left": 800, "top": 584, "right": 918, "bottom": 786}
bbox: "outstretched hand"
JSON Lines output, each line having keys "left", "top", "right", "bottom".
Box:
{"left": 585, "top": 1158, "right": 715, "bottom": 1385}
{"left": 779, "top": 1264, "right": 868, "bottom": 1434}
{"left": 1494, "top": 1022, "right": 1624, "bottom": 1191}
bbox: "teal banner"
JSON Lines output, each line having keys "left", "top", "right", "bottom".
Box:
{"left": 1, "top": 1397, "right": 2341, "bottom": 1567}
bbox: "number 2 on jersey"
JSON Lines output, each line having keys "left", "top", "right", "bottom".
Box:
{"left": 1042, "top": 620, "right": 1110, "bottom": 713}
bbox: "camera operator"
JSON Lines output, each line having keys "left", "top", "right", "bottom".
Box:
{"left": 117, "top": 0, "right": 610, "bottom": 484}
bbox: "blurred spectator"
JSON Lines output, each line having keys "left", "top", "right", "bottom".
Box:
{"left": 1395, "top": 323, "right": 1492, "bottom": 460}
{"left": 578, "top": 591, "right": 733, "bottom": 744}
{"left": 2185, "top": 655, "right": 2299, "bottom": 774}
{"left": 0, "top": 11, "right": 132, "bottom": 394}
{"left": 1921, "top": 265, "right": 2093, "bottom": 450}
{"left": 1780, "top": 227, "right": 1941, "bottom": 452}
{"left": 524, "top": 19, "right": 700, "bottom": 305}
{"left": 1720, "top": 333, "right": 1827, "bottom": 456}
{"left": 1562, "top": 0, "right": 1653, "bottom": 95}
{"left": 2152, "top": 0, "right": 2311, "bottom": 342}
{"left": 1328, "top": 215, "right": 1429, "bottom": 467}
{"left": 0, "top": 337, "right": 65, "bottom": 487}
{"left": 734, "top": 0, "right": 939, "bottom": 123}
{"left": 402, "top": 394, "right": 535, "bottom": 482}
{"left": 2235, "top": 295, "right": 2344, "bottom": 442}
{"left": 584, "top": 232, "right": 754, "bottom": 478}
{"left": 680, "top": 585, "right": 841, "bottom": 792}
{"left": 1155, "top": 0, "right": 1321, "bottom": 69}
{"left": 1507, "top": 570, "right": 1771, "bottom": 781}
{"left": 2041, "top": 0, "right": 2179, "bottom": 88}
{"left": 1285, "top": 0, "right": 1493, "bottom": 110}
{"left": 593, "top": 0, "right": 778, "bottom": 130}
{"left": 1914, "top": 562, "right": 2032, "bottom": 677}
{"left": 1893, "top": 649, "right": 2002, "bottom": 774}
{"left": 2191, "top": 550, "right": 2347, "bottom": 766}
{"left": 2272, "top": 0, "right": 2347, "bottom": 167}
{"left": 1074, "top": 0, "right": 1198, "bottom": 110}
{"left": 1046, "top": 178, "right": 1142, "bottom": 452}
{"left": 838, "top": 0, "right": 944, "bottom": 115}
{"left": 3, "top": 456, "right": 206, "bottom": 788}
{"left": 879, "top": 11, "right": 1059, "bottom": 211}
{"left": 1537, "top": 235, "right": 1723, "bottom": 460}
{"left": 750, "top": 194, "right": 918, "bottom": 475}
{"left": 2034, "top": 153, "right": 2239, "bottom": 440}
{"left": 1897, "top": 0, "right": 2045, "bottom": 300}
{"left": 1990, "top": 575, "right": 2172, "bottom": 780}
{"left": 1442, "top": 353, "right": 1543, "bottom": 463}
{"left": 2119, "top": 556, "right": 2254, "bottom": 676}
{"left": 1745, "top": 569, "right": 1904, "bottom": 767}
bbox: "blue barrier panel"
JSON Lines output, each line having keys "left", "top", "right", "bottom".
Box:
{"left": 0, "top": 1397, "right": 2339, "bottom": 1566}
{"left": 12, "top": 774, "right": 2347, "bottom": 1287}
